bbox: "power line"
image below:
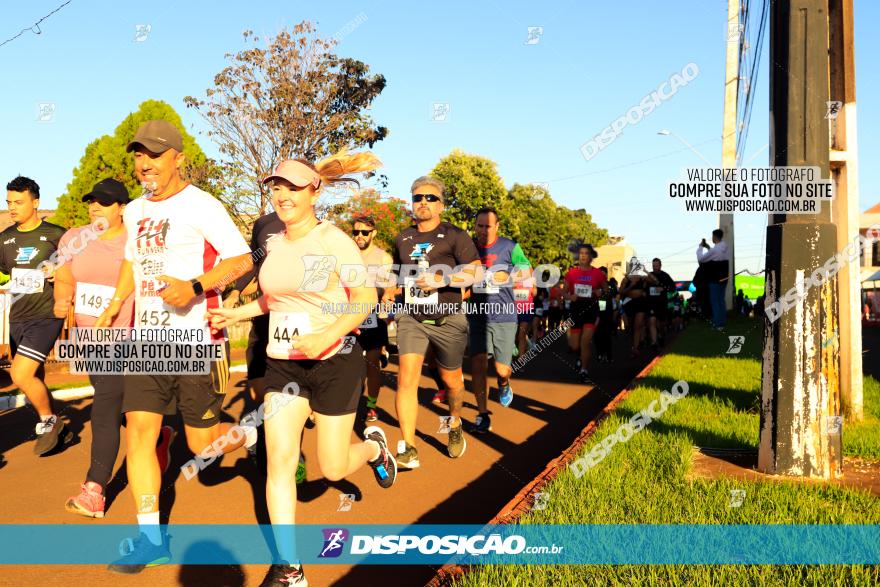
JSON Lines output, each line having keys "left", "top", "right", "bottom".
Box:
{"left": 0, "top": 0, "right": 71, "bottom": 49}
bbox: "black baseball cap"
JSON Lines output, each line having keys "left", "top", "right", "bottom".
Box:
{"left": 82, "top": 179, "right": 131, "bottom": 205}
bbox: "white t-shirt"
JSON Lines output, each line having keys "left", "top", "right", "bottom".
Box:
{"left": 124, "top": 184, "right": 249, "bottom": 338}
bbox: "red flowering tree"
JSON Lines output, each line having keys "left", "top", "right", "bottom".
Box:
{"left": 323, "top": 188, "right": 412, "bottom": 253}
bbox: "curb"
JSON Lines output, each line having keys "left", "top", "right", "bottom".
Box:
{"left": 0, "top": 385, "right": 95, "bottom": 411}
{"left": 424, "top": 352, "right": 666, "bottom": 587}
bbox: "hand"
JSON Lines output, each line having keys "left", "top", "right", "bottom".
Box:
{"left": 415, "top": 273, "right": 446, "bottom": 292}
{"left": 223, "top": 291, "right": 240, "bottom": 309}
{"left": 291, "top": 332, "right": 334, "bottom": 360}
{"left": 157, "top": 275, "right": 196, "bottom": 308}
{"left": 95, "top": 303, "right": 120, "bottom": 328}
{"left": 206, "top": 307, "right": 240, "bottom": 334}
{"left": 53, "top": 298, "right": 71, "bottom": 319}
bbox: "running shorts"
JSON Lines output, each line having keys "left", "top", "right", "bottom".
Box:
{"left": 10, "top": 317, "right": 64, "bottom": 364}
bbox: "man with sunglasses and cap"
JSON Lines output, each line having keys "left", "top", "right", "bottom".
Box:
{"left": 351, "top": 214, "right": 394, "bottom": 423}
{"left": 96, "top": 120, "right": 253, "bottom": 574}
{"left": 391, "top": 176, "right": 481, "bottom": 469}
{"left": 1, "top": 176, "right": 70, "bottom": 455}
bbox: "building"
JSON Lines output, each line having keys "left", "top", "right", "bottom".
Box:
{"left": 860, "top": 203, "right": 880, "bottom": 322}
{"left": 595, "top": 237, "right": 636, "bottom": 284}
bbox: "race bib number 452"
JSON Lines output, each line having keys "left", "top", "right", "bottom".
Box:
{"left": 137, "top": 297, "right": 171, "bottom": 327}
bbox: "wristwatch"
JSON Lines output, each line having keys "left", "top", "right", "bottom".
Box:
{"left": 190, "top": 279, "right": 205, "bottom": 296}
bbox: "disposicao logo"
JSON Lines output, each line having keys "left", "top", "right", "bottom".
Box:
{"left": 319, "top": 528, "right": 349, "bottom": 558}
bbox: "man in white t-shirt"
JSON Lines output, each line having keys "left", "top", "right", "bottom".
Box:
{"left": 97, "top": 120, "right": 253, "bottom": 574}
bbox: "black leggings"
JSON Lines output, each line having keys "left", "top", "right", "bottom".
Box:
{"left": 85, "top": 374, "right": 125, "bottom": 487}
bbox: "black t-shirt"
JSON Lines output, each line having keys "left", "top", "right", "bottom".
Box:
{"left": 233, "top": 212, "right": 285, "bottom": 294}
{"left": 648, "top": 270, "right": 676, "bottom": 300}
{"left": 0, "top": 220, "right": 67, "bottom": 323}
{"left": 392, "top": 222, "right": 480, "bottom": 320}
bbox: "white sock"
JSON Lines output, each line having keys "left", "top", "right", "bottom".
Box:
{"left": 368, "top": 439, "right": 381, "bottom": 462}
{"left": 241, "top": 423, "right": 258, "bottom": 449}
{"left": 137, "top": 512, "right": 162, "bottom": 545}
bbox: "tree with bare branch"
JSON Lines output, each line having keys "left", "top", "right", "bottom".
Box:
{"left": 184, "top": 22, "right": 388, "bottom": 227}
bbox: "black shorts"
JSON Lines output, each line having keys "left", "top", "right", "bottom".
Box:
{"left": 263, "top": 345, "right": 365, "bottom": 416}
{"left": 570, "top": 303, "right": 600, "bottom": 330}
{"left": 10, "top": 317, "right": 64, "bottom": 364}
{"left": 624, "top": 296, "right": 650, "bottom": 316}
{"left": 246, "top": 314, "right": 269, "bottom": 381}
{"left": 547, "top": 307, "right": 563, "bottom": 325}
{"left": 355, "top": 318, "right": 389, "bottom": 352}
{"left": 122, "top": 342, "right": 231, "bottom": 428}
{"left": 648, "top": 298, "right": 668, "bottom": 320}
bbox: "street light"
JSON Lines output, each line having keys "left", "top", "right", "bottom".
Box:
{"left": 657, "top": 129, "right": 714, "bottom": 166}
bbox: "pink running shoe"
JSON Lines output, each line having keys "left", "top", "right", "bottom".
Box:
{"left": 65, "top": 481, "right": 105, "bottom": 518}
{"left": 431, "top": 389, "right": 447, "bottom": 405}
{"left": 156, "top": 425, "right": 176, "bottom": 474}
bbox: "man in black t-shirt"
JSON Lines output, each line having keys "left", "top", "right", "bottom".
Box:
{"left": 1, "top": 176, "right": 70, "bottom": 455}
{"left": 391, "top": 176, "right": 481, "bottom": 468}
{"left": 646, "top": 257, "right": 676, "bottom": 349}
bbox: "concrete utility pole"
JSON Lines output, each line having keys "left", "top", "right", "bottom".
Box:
{"left": 828, "top": 0, "right": 863, "bottom": 421}
{"left": 720, "top": 0, "right": 739, "bottom": 311}
{"left": 758, "top": 0, "right": 842, "bottom": 479}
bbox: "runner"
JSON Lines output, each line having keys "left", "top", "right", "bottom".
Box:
{"left": 208, "top": 152, "right": 397, "bottom": 586}
{"left": 468, "top": 207, "right": 532, "bottom": 432}
{"left": 594, "top": 266, "right": 615, "bottom": 363}
{"left": 351, "top": 214, "right": 394, "bottom": 423}
{"left": 646, "top": 257, "right": 675, "bottom": 351}
{"left": 53, "top": 179, "right": 175, "bottom": 518}
{"left": 392, "top": 176, "right": 481, "bottom": 468}
{"left": 533, "top": 287, "right": 548, "bottom": 341}
{"left": 1, "top": 176, "right": 70, "bottom": 455}
{"left": 514, "top": 280, "right": 537, "bottom": 358}
{"left": 547, "top": 281, "right": 564, "bottom": 332}
{"left": 96, "top": 120, "right": 255, "bottom": 573}
{"left": 564, "top": 244, "right": 607, "bottom": 382}
{"left": 619, "top": 257, "right": 650, "bottom": 358}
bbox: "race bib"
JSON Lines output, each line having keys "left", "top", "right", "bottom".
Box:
{"left": 473, "top": 272, "right": 500, "bottom": 295}
{"left": 649, "top": 287, "right": 662, "bottom": 296}
{"left": 598, "top": 300, "right": 607, "bottom": 311}
{"left": 575, "top": 284, "right": 592, "bottom": 298}
{"left": 404, "top": 276, "right": 438, "bottom": 305}
{"left": 137, "top": 296, "right": 172, "bottom": 328}
{"left": 10, "top": 268, "right": 44, "bottom": 294}
{"left": 268, "top": 312, "right": 312, "bottom": 356}
{"left": 360, "top": 312, "right": 378, "bottom": 329}
{"left": 75, "top": 283, "right": 115, "bottom": 318}
{"left": 513, "top": 289, "right": 530, "bottom": 302}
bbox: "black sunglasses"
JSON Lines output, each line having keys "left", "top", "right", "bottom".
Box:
{"left": 352, "top": 229, "right": 373, "bottom": 236}
{"left": 412, "top": 194, "right": 442, "bottom": 203}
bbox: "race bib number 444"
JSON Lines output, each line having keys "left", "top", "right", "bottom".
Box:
{"left": 268, "top": 312, "right": 312, "bottom": 355}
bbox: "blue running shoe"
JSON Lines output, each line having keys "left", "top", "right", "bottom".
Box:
{"left": 499, "top": 384, "right": 514, "bottom": 407}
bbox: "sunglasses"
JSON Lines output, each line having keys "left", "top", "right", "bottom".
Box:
{"left": 412, "top": 194, "right": 442, "bottom": 203}
{"left": 352, "top": 229, "right": 373, "bottom": 236}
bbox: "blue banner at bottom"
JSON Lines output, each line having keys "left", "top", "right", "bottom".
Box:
{"left": 0, "top": 525, "right": 878, "bottom": 565}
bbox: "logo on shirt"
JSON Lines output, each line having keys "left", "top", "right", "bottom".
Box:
{"left": 14, "top": 247, "right": 38, "bottom": 263}
{"left": 319, "top": 528, "right": 349, "bottom": 558}
{"left": 3, "top": 238, "right": 14, "bottom": 245}
{"left": 135, "top": 217, "right": 171, "bottom": 251}
{"left": 409, "top": 243, "right": 434, "bottom": 260}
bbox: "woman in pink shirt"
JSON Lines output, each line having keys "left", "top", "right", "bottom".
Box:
{"left": 209, "top": 152, "right": 396, "bottom": 586}
{"left": 53, "top": 179, "right": 174, "bottom": 519}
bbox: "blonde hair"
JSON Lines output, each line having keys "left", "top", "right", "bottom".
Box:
{"left": 303, "top": 149, "right": 383, "bottom": 190}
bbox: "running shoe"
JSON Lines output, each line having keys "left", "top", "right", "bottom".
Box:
{"left": 379, "top": 349, "right": 389, "bottom": 368}
{"left": 259, "top": 562, "right": 308, "bottom": 586}
{"left": 34, "top": 416, "right": 72, "bottom": 456}
{"left": 473, "top": 413, "right": 492, "bottom": 434}
{"left": 431, "top": 389, "right": 447, "bottom": 405}
{"left": 396, "top": 441, "right": 420, "bottom": 469}
{"left": 295, "top": 454, "right": 306, "bottom": 485}
{"left": 365, "top": 407, "right": 378, "bottom": 422}
{"left": 447, "top": 422, "right": 467, "bottom": 458}
{"left": 65, "top": 481, "right": 105, "bottom": 518}
{"left": 156, "top": 425, "right": 175, "bottom": 474}
{"left": 304, "top": 413, "right": 316, "bottom": 429}
{"left": 107, "top": 532, "right": 171, "bottom": 574}
{"left": 364, "top": 426, "right": 397, "bottom": 489}
{"left": 498, "top": 384, "right": 514, "bottom": 408}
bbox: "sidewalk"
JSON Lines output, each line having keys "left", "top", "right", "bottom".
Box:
{"left": 0, "top": 333, "right": 650, "bottom": 586}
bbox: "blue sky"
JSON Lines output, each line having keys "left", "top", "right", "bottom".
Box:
{"left": 1, "top": 0, "right": 878, "bottom": 279}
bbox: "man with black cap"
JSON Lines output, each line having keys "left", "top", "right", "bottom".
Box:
{"left": 1, "top": 176, "right": 69, "bottom": 455}
{"left": 96, "top": 120, "right": 253, "bottom": 573}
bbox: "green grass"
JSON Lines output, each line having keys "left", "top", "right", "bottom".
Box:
{"left": 455, "top": 317, "right": 880, "bottom": 587}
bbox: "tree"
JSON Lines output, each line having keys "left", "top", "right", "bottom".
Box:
{"left": 184, "top": 22, "right": 388, "bottom": 223}
{"left": 430, "top": 149, "right": 507, "bottom": 230}
{"left": 53, "top": 100, "right": 218, "bottom": 228}
{"left": 323, "top": 189, "right": 412, "bottom": 253}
